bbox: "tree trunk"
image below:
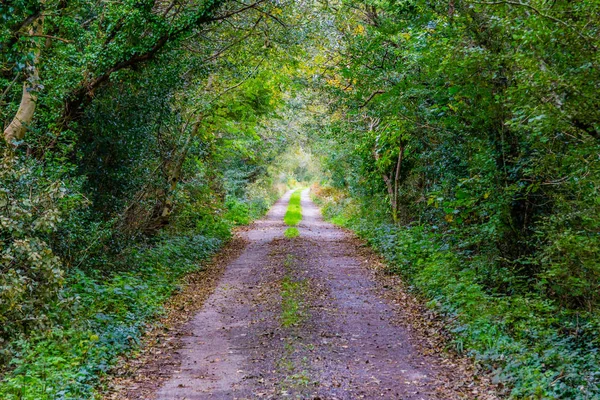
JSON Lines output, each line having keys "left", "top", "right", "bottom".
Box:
{"left": 158, "top": 125, "right": 197, "bottom": 221}
{"left": 376, "top": 143, "right": 405, "bottom": 223}
{"left": 382, "top": 172, "right": 396, "bottom": 221}
{"left": 3, "top": 12, "right": 44, "bottom": 144}
{"left": 143, "top": 119, "right": 202, "bottom": 233}
{"left": 391, "top": 143, "right": 405, "bottom": 223}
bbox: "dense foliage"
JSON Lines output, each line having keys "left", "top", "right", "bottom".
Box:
{"left": 312, "top": 1, "right": 600, "bottom": 398}
{"left": 0, "top": 1, "right": 305, "bottom": 398}
{"left": 2, "top": 0, "right": 600, "bottom": 398}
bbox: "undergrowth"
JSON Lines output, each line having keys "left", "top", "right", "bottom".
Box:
{"left": 225, "top": 196, "right": 274, "bottom": 226}
{"left": 0, "top": 233, "right": 226, "bottom": 400}
{"left": 313, "top": 188, "right": 600, "bottom": 399}
{"left": 0, "top": 183, "right": 279, "bottom": 399}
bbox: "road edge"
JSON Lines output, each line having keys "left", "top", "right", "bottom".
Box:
{"left": 100, "top": 232, "right": 249, "bottom": 400}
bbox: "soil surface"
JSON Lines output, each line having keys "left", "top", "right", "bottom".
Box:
{"left": 111, "top": 190, "right": 497, "bottom": 400}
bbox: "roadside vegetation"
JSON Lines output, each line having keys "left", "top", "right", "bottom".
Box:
{"left": 315, "top": 186, "right": 600, "bottom": 398}
{"left": 2, "top": 0, "right": 599, "bottom": 398}
{"left": 307, "top": 1, "right": 600, "bottom": 398}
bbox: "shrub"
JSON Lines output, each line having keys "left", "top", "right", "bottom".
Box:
{"left": 0, "top": 153, "right": 79, "bottom": 362}
{"left": 224, "top": 197, "right": 251, "bottom": 225}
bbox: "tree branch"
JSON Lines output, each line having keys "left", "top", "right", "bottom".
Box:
{"left": 470, "top": 0, "right": 598, "bottom": 49}
{"left": 20, "top": 33, "right": 72, "bottom": 43}
{"left": 359, "top": 90, "right": 385, "bottom": 108}
{"left": 64, "top": 0, "right": 229, "bottom": 119}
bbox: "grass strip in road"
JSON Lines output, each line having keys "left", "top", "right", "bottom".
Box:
{"left": 281, "top": 276, "right": 305, "bottom": 327}
{"left": 284, "top": 227, "right": 299, "bottom": 238}
{"left": 280, "top": 255, "right": 307, "bottom": 328}
{"left": 284, "top": 190, "right": 302, "bottom": 227}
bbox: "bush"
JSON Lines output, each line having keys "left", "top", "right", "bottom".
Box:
{"left": 0, "top": 232, "right": 224, "bottom": 399}
{"left": 0, "top": 153, "right": 79, "bottom": 362}
{"left": 224, "top": 197, "right": 252, "bottom": 225}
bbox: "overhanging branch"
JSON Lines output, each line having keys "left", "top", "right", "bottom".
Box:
{"left": 359, "top": 90, "right": 385, "bottom": 108}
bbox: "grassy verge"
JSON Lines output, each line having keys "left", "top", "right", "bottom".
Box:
{"left": 312, "top": 187, "right": 600, "bottom": 399}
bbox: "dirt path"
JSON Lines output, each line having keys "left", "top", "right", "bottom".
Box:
{"left": 117, "top": 190, "right": 493, "bottom": 399}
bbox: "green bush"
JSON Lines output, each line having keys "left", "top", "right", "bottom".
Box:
{"left": 224, "top": 197, "right": 253, "bottom": 226}
{"left": 0, "top": 154, "right": 80, "bottom": 362}
{"left": 225, "top": 196, "right": 280, "bottom": 227}
{"left": 0, "top": 232, "right": 224, "bottom": 400}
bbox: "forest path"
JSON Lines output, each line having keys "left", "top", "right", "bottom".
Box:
{"left": 119, "top": 190, "right": 482, "bottom": 399}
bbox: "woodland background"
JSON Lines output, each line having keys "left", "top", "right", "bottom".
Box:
{"left": 1, "top": 1, "right": 599, "bottom": 398}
